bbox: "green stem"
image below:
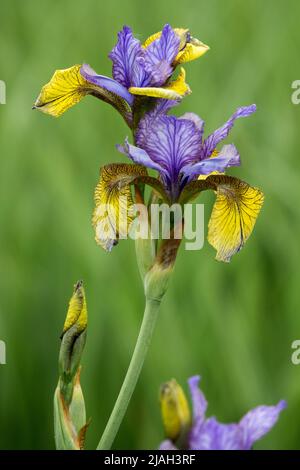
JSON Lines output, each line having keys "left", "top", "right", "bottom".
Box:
{"left": 97, "top": 298, "right": 161, "bottom": 450}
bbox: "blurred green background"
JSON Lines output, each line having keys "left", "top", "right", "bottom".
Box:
{"left": 0, "top": 0, "right": 300, "bottom": 450}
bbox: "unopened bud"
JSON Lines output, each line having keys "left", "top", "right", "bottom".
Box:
{"left": 160, "top": 379, "right": 191, "bottom": 442}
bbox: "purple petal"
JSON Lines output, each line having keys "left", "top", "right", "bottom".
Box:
{"left": 144, "top": 24, "right": 180, "bottom": 86}
{"left": 179, "top": 112, "right": 205, "bottom": 141}
{"left": 159, "top": 440, "right": 178, "bottom": 450}
{"left": 117, "top": 138, "right": 164, "bottom": 173}
{"left": 181, "top": 144, "right": 240, "bottom": 178}
{"left": 201, "top": 104, "right": 257, "bottom": 158}
{"left": 80, "top": 64, "right": 134, "bottom": 105}
{"left": 188, "top": 376, "right": 207, "bottom": 424}
{"left": 189, "top": 418, "right": 242, "bottom": 450}
{"left": 239, "top": 400, "right": 287, "bottom": 449}
{"left": 136, "top": 115, "right": 202, "bottom": 178}
{"left": 109, "top": 26, "right": 143, "bottom": 89}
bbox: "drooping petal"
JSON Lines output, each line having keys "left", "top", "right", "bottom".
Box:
{"left": 201, "top": 105, "right": 257, "bottom": 158}
{"left": 92, "top": 163, "right": 147, "bottom": 251}
{"left": 160, "top": 379, "right": 192, "bottom": 441}
{"left": 33, "top": 65, "right": 132, "bottom": 126}
{"left": 80, "top": 63, "right": 133, "bottom": 105}
{"left": 189, "top": 417, "right": 241, "bottom": 450}
{"left": 181, "top": 144, "right": 240, "bottom": 179}
{"left": 33, "top": 65, "right": 94, "bottom": 117}
{"left": 143, "top": 24, "right": 180, "bottom": 86}
{"left": 109, "top": 26, "right": 143, "bottom": 89}
{"left": 188, "top": 376, "right": 207, "bottom": 425}
{"left": 207, "top": 175, "right": 264, "bottom": 262}
{"left": 129, "top": 67, "right": 190, "bottom": 100}
{"left": 239, "top": 401, "right": 287, "bottom": 450}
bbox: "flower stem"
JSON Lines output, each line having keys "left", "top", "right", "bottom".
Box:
{"left": 97, "top": 298, "right": 161, "bottom": 450}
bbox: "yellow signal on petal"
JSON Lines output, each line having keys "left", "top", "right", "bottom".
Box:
{"left": 33, "top": 65, "right": 92, "bottom": 117}
{"left": 129, "top": 67, "right": 190, "bottom": 100}
{"left": 62, "top": 281, "right": 87, "bottom": 335}
{"left": 160, "top": 379, "right": 191, "bottom": 442}
{"left": 207, "top": 176, "right": 264, "bottom": 263}
{"left": 92, "top": 163, "right": 147, "bottom": 252}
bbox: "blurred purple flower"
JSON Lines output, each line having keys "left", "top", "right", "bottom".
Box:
{"left": 160, "top": 376, "right": 286, "bottom": 450}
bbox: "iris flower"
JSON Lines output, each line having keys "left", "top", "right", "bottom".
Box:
{"left": 159, "top": 376, "right": 286, "bottom": 450}
{"left": 93, "top": 100, "right": 264, "bottom": 262}
{"left": 33, "top": 24, "right": 208, "bottom": 127}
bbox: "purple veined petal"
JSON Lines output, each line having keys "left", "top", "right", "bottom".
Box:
{"left": 109, "top": 26, "right": 144, "bottom": 89}
{"left": 189, "top": 417, "right": 242, "bottom": 450}
{"left": 144, "top": 24, "right": 180, "bottom": 86}
{"left": 181, "top": 144, "right": 240, "bottom": 179}
{"left": 136, "top": 115, "right": 202, "bottom": 179}
{"left": 201, "top": 104, "right": 257, "bottom": 158}
{"left": 159, "top": 439, "right": 178, "bottom": 450}
{"left": 179, "top": 112, "right": 205, "bottom": 141}
{"left": 80, "top": 63, "right": 134, "bottom": 106}
{"left": 117, "top": 137, "right": 164, "bottom": 173}
{"left": 239, "top": 400, "right": 287, "bottom": 450}
{"left": 188, "top": 376, "right": 208, "bottom": 425}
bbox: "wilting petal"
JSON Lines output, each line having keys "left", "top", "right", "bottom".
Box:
{"left": 201, "top": 105, "right": 257, "bottom": 158}
{"left": 174, "top": 38, "right": 210, "bottom": 64}
{"left": 239, "top": 401, "right": 287, "bottom": 450}
{"left": 109, "top": 26, "right": 143, "bottom": 89}
{"left": 189, "top": 417, "right": 241, "bottom": 450}
{"left": 207, "top": 175, "right": 264, "bottom": 262}
{"left": 80, "top": 63, "right": 133, "bottom": 105}
{"left": 129, "top": 67, "right": 190, "bottom": 100}
{"left": 188, "top": 376, "right": 207, "bottom": 425}
{"left": 181, "top": 144, "right": 240, "bottom": 179}
{"left": 92, "top": 163, "right": 147, "bottom": 251}
{"left": 160, "top": 379, "right": 191, "bottom": 441}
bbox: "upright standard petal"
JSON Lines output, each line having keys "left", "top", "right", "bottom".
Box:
{"left": 109, "top": 26, "right": 143, "bottom": 89}
{"left": 143, "top": 24, "right": 180, "bottom": 86}
{"left": 239, "top": 401, "right": 287, "bottom": 450}
{"left": 201, "top": 105, "right": 257, "bottom": 158}
{"left": 189, "top": 418, "right": 241, "bottom": 450}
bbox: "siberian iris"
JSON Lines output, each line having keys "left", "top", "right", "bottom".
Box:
{"left": 33, "top": 24, "right": 208, "bottom": 126}
{"left": 93, "top": 100, "right": 264, "bottom": 262}
{"left": 159, "top": 376, "right": 286, "bottom": 450}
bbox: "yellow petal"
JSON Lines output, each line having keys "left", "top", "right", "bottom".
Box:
{"left": 207, "top": 176, "right": 264, "bottom": 262}
{"left": 92, "top": 163, "right": 147, "bottom": 251}
{"left": 33, "top": 65, "right": 132, "bottom": 124}
{"left": 142, "top": 30, "right": 162, "bottom": 48}
{"left": 129, "top": 67, "right": 190, "bottom": 100}
{"left": 62, "top": 281, "right": 87, "bottom": 335}
{"left": 174, "top": 40, "right": 209, "bottom": 65}
{"left": 160, "top": 379, "right": 191, "bottom": 441}
{"left": 33, "top": 65, "right": 94, "bottom": 117}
